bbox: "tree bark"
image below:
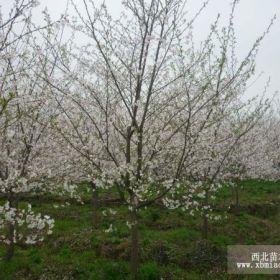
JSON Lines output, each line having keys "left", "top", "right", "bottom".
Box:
{"left": 116, "top": 182, "right": 125, "bottom": 202}
{"left": 91, "top": 182, "right": 99, "bottom": 229}
{"left": 5, "top": 223, "right": 15, "bottom": 261}
{"left": 233, "top": 184, "right": 240, "bottom": 214}
{"left": 234, "top": 185, "right": 239, "bottom": 208}
{"left": 202, "top": 212, "right": 208, "bottom": 240}
{"left": 202, "top": 189, "right": 209, "bottom": 240}
{"left": 5, "top": 195, "right": 18, "bottom": 261}
{"left": 130, "top": 207, "right": 139, "bottom": 280}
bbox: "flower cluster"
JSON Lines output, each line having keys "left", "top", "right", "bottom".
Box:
{"left": 0, "top": 203, "right": 54, "bottom": 245}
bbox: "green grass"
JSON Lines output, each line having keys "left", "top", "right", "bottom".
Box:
{"left": 0, "top": 179, "right": 280, "bottom": 279}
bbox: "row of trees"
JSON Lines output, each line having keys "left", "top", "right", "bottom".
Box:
{"left": 0, "top": 0, "right": 278, "bottom": 277}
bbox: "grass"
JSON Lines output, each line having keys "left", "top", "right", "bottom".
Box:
{"left": 0, "top": 179, "right": 280, "bottom": 279}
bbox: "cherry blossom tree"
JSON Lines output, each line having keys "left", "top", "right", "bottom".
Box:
{"left": 165, "top": 94, "right": 270, "bottom": 239}
{"left": 0, "top": 1, "right": 63, "bottom": 260}
{"left": 234, "top": 106, "right": 280, "bottom": 182}
{"left": 40, "top": 0, "right": 275, "bottom": 276}
{"left": 42, "top": 0, "right": 216, "bottom": 275}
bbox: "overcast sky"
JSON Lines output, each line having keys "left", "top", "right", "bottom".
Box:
{"left": 2, "top": 0, "right": 280, "bottom": 99}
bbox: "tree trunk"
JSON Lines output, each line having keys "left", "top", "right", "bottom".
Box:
{"left": 202, "top": 212, "right": 208, "bottom": 240}
{"left": 91, "top": 182, "right": 99, "bottom": 229}
{"left": 116, "top": 182, "right": 125, "bottom": 202}
{"left": 130, "top": 207, "right": 139, "bottom": 279}
{"left": 5, "top": 195, "right": 18, "bottom": 261}
{"left": 231, "top": 185, "right": 235, "bottom": 202}
{"left": 202, "top": 189, "right": 209, "bottom": 240}
{"left": 37, "top": 193, "right": 43, "bottom": 207}
{"left": 233, "top": 184, "right": 240, "bottom": 214}
{"left": 5, "top": 223, "right": 15, "bottom": 261}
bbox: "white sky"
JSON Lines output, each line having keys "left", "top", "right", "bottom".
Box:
{"left": 2, "top": 0, "right": 280, "bottom": 99}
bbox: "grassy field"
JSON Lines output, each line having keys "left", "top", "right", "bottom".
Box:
{"left": 1, "top": 180, "right": 280, "bottom": 279}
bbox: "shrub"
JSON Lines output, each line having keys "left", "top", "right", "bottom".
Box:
{"left": 138, "top": 263, "right": 161, "bottom": 280}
